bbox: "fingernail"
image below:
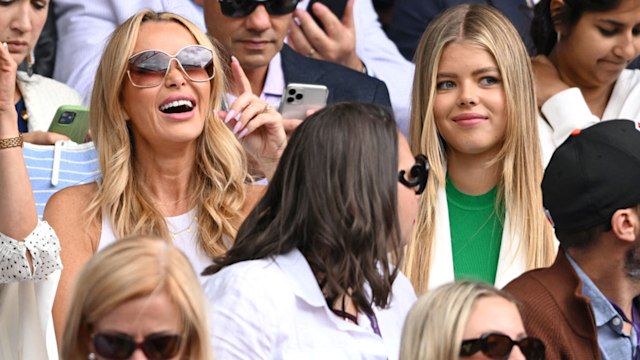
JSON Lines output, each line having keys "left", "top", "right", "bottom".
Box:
{"left": 1, "top": 42, "right": 6, "bottom": 48}
{"left": 231, "top": 55, "right": 238, "bottom": 64}
{"left": 232, "top": 121, "right": 243, "bottom": 135}
{"left": 224, "top": 109, "right": 235, "bottom": 123}
{"left": 238, "top": 128, "right": 249, "bottom": 139}
{"left": 234, "top": 111, "right": 242, "bottom": 121}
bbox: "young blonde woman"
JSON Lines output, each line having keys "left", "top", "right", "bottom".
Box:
{"left": 399, "top": 281, "right": 546, "bottom": 360}
{"left": 405, "top": 4, "right": 555, "bottom": 293}
{"left": 61, "top": 236, "right": 212, "bottom": 360}
{"left": 45, "top": 10, "right": 286, "bottom": 343}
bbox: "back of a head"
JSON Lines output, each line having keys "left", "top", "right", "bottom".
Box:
{"left": 210, "top": 102, "right": 402, "bottom": 313}
{"left": 399, "top": 281, "right": 516, "bottom": 360}
{"left": 543, "top": 119, "right": 640, "bottom": 247}
{"left": 61, "top": 236, "right": 212, "bottom": 360}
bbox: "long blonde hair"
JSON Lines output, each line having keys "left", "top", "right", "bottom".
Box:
{"left": 399, "top": 281, "right": 519, "bottom": 360}
{"left": 88, "top": 10, "right": 250, "bottom": 257}
{"left": 61, "top": 236, "right": 213, "bottom": 360}
{"left": 405, "top": 4, "right": 554, "bottom": 293}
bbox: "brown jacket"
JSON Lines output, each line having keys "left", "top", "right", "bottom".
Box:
{"left": 503, "top": 249, "right": 601, "bottom": 360}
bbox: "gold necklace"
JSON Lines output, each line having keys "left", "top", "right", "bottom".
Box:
{"left": 168, "top": 216, "right": 198, "bottom": 239}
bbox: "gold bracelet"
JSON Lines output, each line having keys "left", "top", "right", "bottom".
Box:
{"left": 0, "top": 133, "right": 23, "bottom": 150}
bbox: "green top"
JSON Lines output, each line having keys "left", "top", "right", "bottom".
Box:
{"left": 446, "top": 176, "right": 505, "bottom": 284}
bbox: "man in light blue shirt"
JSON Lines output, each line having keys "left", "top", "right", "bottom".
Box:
{"left": 505, "top": 119, "right": 640, "bottom": 360}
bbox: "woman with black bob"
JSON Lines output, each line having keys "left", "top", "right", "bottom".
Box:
{"left": 532, "top": 0, "right": 640, "bottom": 165}
{"left": 202, "top": 102, "right": 423, "bottom": 359}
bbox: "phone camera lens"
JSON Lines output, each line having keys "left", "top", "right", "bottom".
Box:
{"left": 288, "top": 89, "right": 296, "bottom": 95}
{"left": 59, "top": 111, "right": 76, "bottom": 125}
{"left": 295, "top": 93, "right": 303, "bottom": 100}
{"left": 286, "top": 97, "right": 294, "bottom": 103}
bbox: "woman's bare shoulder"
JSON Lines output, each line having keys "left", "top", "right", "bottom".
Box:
{"left": 45, "top": 182, "right": 98, "bottom": 215}
{"left": 242, "top": 184, "right": 267, "bottom": 216}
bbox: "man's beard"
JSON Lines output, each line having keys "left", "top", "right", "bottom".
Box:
{"left": 625, "top": 229, "right": 640, "bottom": 280}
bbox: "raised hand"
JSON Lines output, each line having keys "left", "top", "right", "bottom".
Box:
{"left": 288, "top": 0, "right": 365, "bottom": 72}
{"left": 219, "top": 56, "right": 287, "bottom": 179}
{"left": 0, "top": 42, "right": 18, "bottom": 134}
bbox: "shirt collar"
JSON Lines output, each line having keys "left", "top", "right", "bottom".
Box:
{"left": 273, "top": 248, "right": 327, "bottom": 308}
{"left": 566, "top": 253, "right": 620, "bottom": 327}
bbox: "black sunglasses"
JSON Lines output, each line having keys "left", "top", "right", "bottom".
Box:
{"left": 92, "top": 332, "right": 182, "bottom": 359}
{"left": 398, "top": 154, "right": 428, "bottom": 195}
{"left": 460, "top": 333, "right": 546, "bottom": 360}
{"left": 218, "top": 0, "right": 300, "bottom": 18}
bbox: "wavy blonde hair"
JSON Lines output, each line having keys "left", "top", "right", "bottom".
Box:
{"left": 399, "top": 281, "right": 519, "bottom": 360}
{"left": 405, "top": 4, "right": 554, "bottom": 293}
{"left": 61, "top": 236, "right": 213, "bottom": 360}
{"left": 88, "top": 10, "right": 250, "bottom": 257}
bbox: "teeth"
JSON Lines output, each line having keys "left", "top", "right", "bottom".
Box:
{"left": 160, "top": 100, "right": 194, "bottom": 112}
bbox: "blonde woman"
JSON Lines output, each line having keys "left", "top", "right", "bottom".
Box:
{"left": 405, "top": 4, "right": 555, "bottom": 293}
{"left": 399, "top": 281, "right": 546, "bottom": 360}
{"left": 62, "top": 236, "right": 212, "bottom": 360}
{"left": 45, "top": 10, "right": 286, "bottom": 342}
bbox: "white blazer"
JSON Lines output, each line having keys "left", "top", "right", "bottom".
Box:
{"left": 428, "top": 186, "right": 528, "bottom": 290}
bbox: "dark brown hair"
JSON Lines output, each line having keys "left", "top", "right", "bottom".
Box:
{"left": 204, "top": 102, "right": 403, "bottom": 314}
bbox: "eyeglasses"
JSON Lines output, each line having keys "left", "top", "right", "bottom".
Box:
{"left": 127, "top": 45, "right": 215, "bottom": 88}
{"left": 92, "top": 332, "right": 182, "bottom": 359}
{"left": 398, "top": 154, "right": 429, "bottom": 195}
{"left": 460, "top": 333, "right": 546, "bottom": 360}
{"left": 218, "top": 0, "right": 300, "bottom": 18}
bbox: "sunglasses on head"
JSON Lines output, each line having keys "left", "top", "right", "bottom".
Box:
{"left": 92, "top": 332, "right": 182, "bottom": 359}
{"left": 127, "top": 45, "right": 215, "bottom": 88}
{"left": 460, "top": 332, "right": 546, "bottom": 360}
{"left": 218, "top": 0, "right": 300, "bottom": 18}
{"left": 398, "top": 154, "right": 429, "bottom": 195}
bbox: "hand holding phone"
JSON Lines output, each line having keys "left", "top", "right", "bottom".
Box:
{"left": 48, "top": 105, "right": 90, "bottom": 144}
{"left": 279, "top": 83, "right": 329, "bottom": 120}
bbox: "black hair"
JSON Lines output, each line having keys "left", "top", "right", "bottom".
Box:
{"left": 204, "top": 102, "right": 403, "bottom": 315}
{"left": 531, "top": 0, "right": 623, "bottom": 55}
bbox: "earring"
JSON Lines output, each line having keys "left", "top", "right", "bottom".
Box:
{"left": 556, "top": 31, "right": 562, "bottom": 45}
{"left": 88, "top": 353, "right": 96, "bottom": 360}
{"left": 26, "top": 48, "right": 35, "bottom": 77}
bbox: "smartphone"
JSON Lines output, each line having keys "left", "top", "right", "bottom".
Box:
{"left": 48, "top": 105, "right": 90, "bottom": 143}
{"left": 308, "top": 0, "right": 346, "bottom": 30}
{"left": 279, "top": 83, "right": 329, "bottom": 119}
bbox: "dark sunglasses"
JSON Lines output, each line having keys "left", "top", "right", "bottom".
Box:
{"left": 92, "top": 332, "right": 182, "bottom": 359}
{"left": 218, "top": 0, "right": 300, "bottom": 18}
{"left": 460, "top": 332, "right": 546, "bottom": 360}
{"left": 398, "top": 154, "right": 428, "bottom": 195}
{"left": 127, "top": 45, "right": 215, "bottom": 88}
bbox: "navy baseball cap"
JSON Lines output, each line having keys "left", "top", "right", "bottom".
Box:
{"left": 542, "top": 119, "right": 640, "bottom": 232}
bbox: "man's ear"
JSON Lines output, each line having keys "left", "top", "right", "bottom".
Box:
{"left": 550, "top": 0, "right": 568, "bottom": 36}
{"left": 611, "top": 208, "right": 640, "bottom": 244}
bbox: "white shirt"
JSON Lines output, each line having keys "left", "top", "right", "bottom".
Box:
{"left": 203, "top": 249, "right": 416, "bottom": 359}
{"left": 539, "top": 69, "right": 640, "bottom": 166}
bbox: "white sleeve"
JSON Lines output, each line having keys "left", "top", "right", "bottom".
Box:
{"left": 204, "top": 272, "right": 277, "bottom": 360}
{"left": 0, "top": 221, "right": 61, "bottom": 283}
{"left": 540, "top": 87, "right": 600, "bottom": 147}
{"left": 352, "top": 0, "right": 414, "bottom": 137}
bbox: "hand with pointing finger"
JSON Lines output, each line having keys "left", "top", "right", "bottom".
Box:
{"left": 219, "top": 56, "right": 287, "bottom": 180}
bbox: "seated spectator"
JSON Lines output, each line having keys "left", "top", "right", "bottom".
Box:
{"left": 404, "top": 4, "right": 554, "bottom": 294}
{"left": 203, "top": 103, "right": 421, "bottom": 359}
{"left": 531, "top": 0, "right": 640, "bottom": 165}
{"left": 52, "top": 0, "right": 413, "bottom": 134}
{"left": 203, "top": 0, "right": 392, "bottom": 135}
{"left": 505, "top": 119, "right": 640, "bottom": 359}
{"left": 387, "top": 0, "right": 536, "bottom": 61}
{"left": 400, "top": 281, "right": 546, "bottom": 360}
{"left": 45, "top": 10, "right": 286, "bottom": 344}
{"left": 3, "top": 0, "right": 99, "bottom": 218}
{"left": 61, "top": 236, "right": 212, "bottom": 360}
